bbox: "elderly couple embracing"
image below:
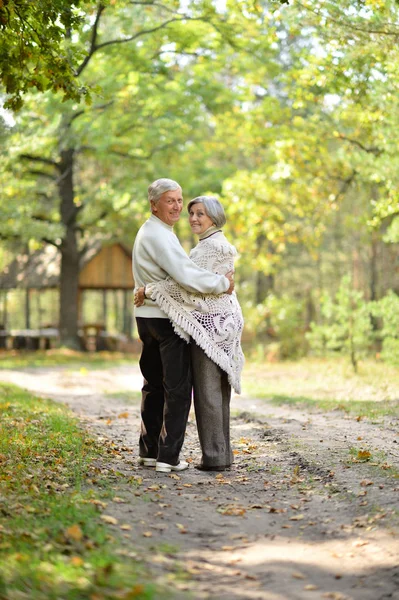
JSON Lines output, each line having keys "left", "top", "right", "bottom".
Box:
{"left": 132, "top": 178, "right": 244, "bottom": 473}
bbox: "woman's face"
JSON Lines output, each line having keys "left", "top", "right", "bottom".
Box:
{"left": 189, "top": 203, "right": 214, "bottom": 235}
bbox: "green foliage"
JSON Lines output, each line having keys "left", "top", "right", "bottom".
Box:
{"left": 0, "top": 0, "right": 95, "bottom": 110}
{"left": 307, "top": 276, "right": 374, "bottom": 371}
{"left": 371, "top": 290, "right": 399, "bottom": 366}
{"left": 243, "top": 293, "right": 306, "bottom": 359}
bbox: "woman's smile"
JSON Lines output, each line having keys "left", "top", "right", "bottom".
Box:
{"left": 189, "top": 203, "right": 214, "bottom": 234}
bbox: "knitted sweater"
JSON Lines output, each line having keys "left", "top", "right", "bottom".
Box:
{"left": 132, "top": 214, "right": 230, "bottom": 319}
{"left": 146, "top": 230, "right": 245, "bottom": 393}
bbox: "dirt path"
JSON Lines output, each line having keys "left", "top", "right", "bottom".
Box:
{"left": 1, "top": 365, "right": 398, "bottom": 600}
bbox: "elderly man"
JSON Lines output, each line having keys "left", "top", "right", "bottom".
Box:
{"left": 133, "top": 178, "right": 234, "bottom": 473}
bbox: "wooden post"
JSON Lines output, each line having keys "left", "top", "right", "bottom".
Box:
{"left": 102, "top": 290, "right": 107, "bottom": 330}
{"left": 114, "top": 290, "right": 119, "bottom": 332}
{"left": 25, "top": 288, "right": 31, "bottom": 329}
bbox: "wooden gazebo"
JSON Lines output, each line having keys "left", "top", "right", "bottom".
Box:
{"left": 0, "top": 242, "right": 134, "bottom": 349}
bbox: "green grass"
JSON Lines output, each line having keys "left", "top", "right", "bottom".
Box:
{"left": 0, "top": 383, "right": 159, "bottom": 600}
{"left": 241, "top": 357, "right": 399, "bottom": 418}
{"left": 0, "top": 349, "right": 138, "bottom": 370}
{"left": 265, "top": 395, "right": 398, "bottom": 419}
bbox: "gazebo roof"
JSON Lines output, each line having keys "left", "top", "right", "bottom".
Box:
{"left": 0, "top": 241, "right": 133, "bottom": 290}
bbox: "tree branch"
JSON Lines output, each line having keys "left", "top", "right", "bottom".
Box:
{"left": 66, "top": 204, "right": 84, "bottom": 227}
{"left": 32, "top": 215, "right": 58, "bottom": 224}
{"left": 297, "top": 2, "right": 399, "bottom": 38}
{"left": 108, "top": 143, "right": 174, "bottom": 160}
{"left": 63, "top": 101, "right": 114, "bottom": 130}
{"left": 28, "top": 170, "right": 56, "bottom": 180}
{"left": 20, "top": 154, "right": 60, "bottom": 169}
{"left": 41, "top": 238, "right": 61, "bottom": 248}
{"left": 128, "top": 1, "right": 176, "bottom": 14}
{"left": 76, "top": 2, "right": 106, "bottom": 76}
{"left": 331, "top": 170, "right": 357, "bottom": 201}
{"left": 94, "top": 16, "right": 207, "bottom": 52}
{"left": 338, "top": 134, "right": 382, "bottom": 156}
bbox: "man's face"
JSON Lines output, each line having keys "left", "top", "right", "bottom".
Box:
{"left": 151, "top": 188, "right": 183, "bottom": 226}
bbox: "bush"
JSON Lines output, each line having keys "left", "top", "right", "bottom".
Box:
{"left": 307, "top": 276, "right": 374, "bottom": 371}
{"left": 371, "top": 290, "right": 399, "bottom": 366}
{"left": 242, "top": 294, "right": 307, "bottom": 359}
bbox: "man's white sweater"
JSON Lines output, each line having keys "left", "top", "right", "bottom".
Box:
{"left": 133, "top": 214, "right": 230, "bottom": 318}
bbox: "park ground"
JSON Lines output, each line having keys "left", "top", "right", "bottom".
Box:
{"left": 0, "top": 353, "right": 398, "bottom": 600}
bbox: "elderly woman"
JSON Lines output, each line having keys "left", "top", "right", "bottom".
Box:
{"left": 135, "top": 196, "right": 244, "bottom": 471}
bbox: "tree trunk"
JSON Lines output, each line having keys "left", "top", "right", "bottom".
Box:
{"left": 370, "top": 231, "right": 378, "bottom": 302}
{"left": 255, "top": 236, "right": 275, "bottom": 304}
{"left": 255, "top": 271, "right": 274, "bottom": 304}
{"left": 58, "top": 148, "right": 80, "bottom": 348}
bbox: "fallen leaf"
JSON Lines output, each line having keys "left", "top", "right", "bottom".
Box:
{"left": 360, "top": 480, "right": 374, "bottom": 487}
{"left": 70, "top": 556, "right": 84, "bottom": 567}
{"left": 100, "top": 515, "right": 118, "bottom": 525}
{"left": 126, "top": 584, "right": 145, "bottom": 596}
{"left": 118, "top": 412, "right": 129, "bottom": 419}
{"left": 356, "top": 450, "right": 371, "bottom": 462}
{"left": 169, "top": 474, "right": 180, "bottom": 480}
{"left": 142, "top": 531, "right": 152, "bottom": 537}
{"left": 89, "top": 499, "right": 107, "bottom": 509}
{"left": 304, "top": 584, "right": 318, "bottom": 590}
{"left": 120, "top": 524, "right": 132, "bottom": 531}
{"left": 176, "top": 523, "right": 187, "bottom": 533}
{"left": 289, "top": 514, "right": 304, "bottom": 521}
{"left": 218, "top": 505, "right": 246, "bottom": 516}
{"left": 352, "top": 540, "right": 369, "bottom": 547}
{"left": 112, "top": 497, "right": 126, "bottom": 503}
{"left": 65, "top": 524, "right": 83, "bottom": 542}
{"left": 292, "top": 572, "right": 306, "bottom": 579}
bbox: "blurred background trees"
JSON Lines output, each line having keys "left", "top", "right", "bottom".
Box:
{"left": 1, "top": 0, "right": 398, "bottom": 362}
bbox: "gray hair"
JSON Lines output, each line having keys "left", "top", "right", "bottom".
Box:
{"left": 148, "top": 178, "right": 181, "bottom": 204}
{"left": 187, "top": 196, "right": 226, "bottom": 228}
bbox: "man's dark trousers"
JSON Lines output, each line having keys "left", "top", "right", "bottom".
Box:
{"left": 136, "top": 317, "right": 192, "bottom": 465}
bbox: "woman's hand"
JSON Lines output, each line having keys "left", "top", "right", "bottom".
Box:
{"left": 134, "top": 287, "right": 146, "bottom": 307}
{"left": 225, "top": 271, "right": 235, "bottom": 295}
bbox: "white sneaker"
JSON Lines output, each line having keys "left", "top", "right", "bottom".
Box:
{"left": 138, "top": 457, "right": 157, "bottom": 467}
{"left": 155, "top": 460, "right": 189, "bottom": 473}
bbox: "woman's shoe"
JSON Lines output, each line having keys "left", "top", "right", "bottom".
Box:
{"left": 138, "top": 457, "right": 157, "bottom": 467}
{"left": 194, "top": 464, "right": 230, "bottom": 471}
{"left": 156, "top": 460, "right": 189, "bottom": 473}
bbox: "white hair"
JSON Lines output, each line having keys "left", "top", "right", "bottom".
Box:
{"left": 187, "top": 196, "right": 226, "bottom": 228}
{"left": 148, "top": 178, "right": 181, "bottom": 204}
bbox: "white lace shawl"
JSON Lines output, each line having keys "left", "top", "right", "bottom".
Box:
{"left": 146, "top": 232, "right": 245, "bottom": 394}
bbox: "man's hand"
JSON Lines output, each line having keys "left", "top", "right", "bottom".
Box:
{"left": 134, "top": 287, "right": 146, "bottom": 307}
{"left": 225, "top": 271, "right": 235, "bottom": 295}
